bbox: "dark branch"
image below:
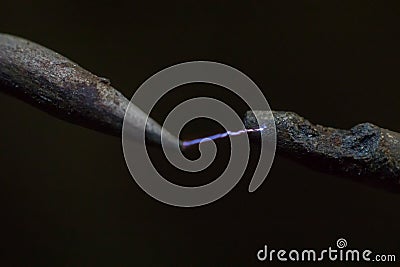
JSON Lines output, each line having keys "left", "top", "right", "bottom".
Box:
{"left": 1, "top": 33, "right": 399, "bottom": 192}
{"left": 0, "top": 33, "right": 128, "bottom": 136}
{"left": 245, "top": 111, "right": 400, "bottom": 192}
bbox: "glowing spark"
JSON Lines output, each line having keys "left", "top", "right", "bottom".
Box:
{"left": 182, "top": 127, "right": 266, "bottom": 147}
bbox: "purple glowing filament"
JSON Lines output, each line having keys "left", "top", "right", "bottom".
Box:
{"left": 182, "top": 127, "right": 266, "bottom": 147}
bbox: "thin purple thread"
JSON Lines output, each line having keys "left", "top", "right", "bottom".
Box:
{"left": 182, "top": 127, "right": 266, "bottom": 147}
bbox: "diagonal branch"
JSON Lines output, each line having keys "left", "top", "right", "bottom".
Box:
{"left": 245, "top": 111, "right": 400, "bottom": 192}
{"left": 1, "top": 33, "right": 399, "bottom": 192}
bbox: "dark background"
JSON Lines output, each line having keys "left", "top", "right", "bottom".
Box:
{"left": 1, "top": 1, "right": 399, "bottom": 266}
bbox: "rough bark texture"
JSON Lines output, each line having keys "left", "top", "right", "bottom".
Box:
{"left": 1, "top": 33, "right": 399, "bottom": 192}
{"left": 0, "top": 33, "right": 128, "bottom": 136}
{"left": 0, "top": 33, "right": 176, "bottom": 146}
{"left": 245, "top": 111, "right": 400, "bottom": 192}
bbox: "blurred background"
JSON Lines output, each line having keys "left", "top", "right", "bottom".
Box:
{"left": 0, "top": 1, "right": 399, "bottom": 266}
